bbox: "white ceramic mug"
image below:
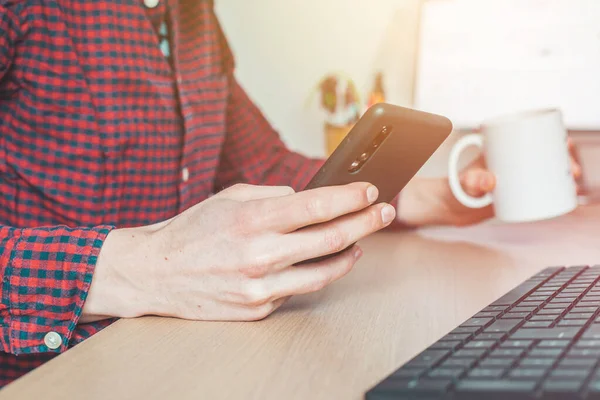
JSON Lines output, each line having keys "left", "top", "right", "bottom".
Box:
{"left": 448, "top": 109, "right": 578, "bottom": 222}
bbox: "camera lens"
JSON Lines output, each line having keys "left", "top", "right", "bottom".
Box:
{"left": 348, "top": 160, "right": 361, "bottom": 172}
{"left": 359, "top": 152, "right": 369, "bottom": 161}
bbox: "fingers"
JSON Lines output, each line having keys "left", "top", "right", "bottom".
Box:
{"left": 257, "top": 245, "right": 361, "bottom": 301}
{"left": 201, "top": 296, "right": 291, "bottom": 322}
{"left": 217, "top": 183, "right": 295, "bottom": 202}
{"left": 212, "top": 246, "right": 362, "bottom": 320}
{"left": 247, "top": 182, "right": 379, "bottom": 233}
{"left": 571, "top": 157, "right": 582, "bottom": 180}
{"left": 270, "top": 203, "right": 394, "bottom": 266}
{"left": 459, "top": 167, "right": 495, "bottom": 197}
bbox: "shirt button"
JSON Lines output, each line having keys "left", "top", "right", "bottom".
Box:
{"left": 144, "top": 0, "right": 160, "bottom": 8}
{"left": 182, "top": 167, "right": 189, "bottom": 183}
{"left": 44, "top": 332, "right": 62, "bottom": 350}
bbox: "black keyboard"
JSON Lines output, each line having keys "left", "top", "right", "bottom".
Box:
{"left": 366, "top": 265, "right": 600, "bottom": 399}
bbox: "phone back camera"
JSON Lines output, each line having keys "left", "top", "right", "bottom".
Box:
{"left": 348, "top": 160, "right": 362, "bottom": 173}
{"left": 347, "top": 126, "right": 393, "bottom": 173}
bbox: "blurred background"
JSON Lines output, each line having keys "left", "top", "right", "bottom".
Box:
{"left": 216, "top": 0, "right": 600, "bottom": 190}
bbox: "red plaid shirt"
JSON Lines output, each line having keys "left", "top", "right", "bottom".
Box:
{"left": 0, "top": 0, "right": 325, "bottom": 386}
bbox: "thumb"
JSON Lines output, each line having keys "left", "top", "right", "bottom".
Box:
{"left": 459, "top": 168, "right": 496, "bottom": 197}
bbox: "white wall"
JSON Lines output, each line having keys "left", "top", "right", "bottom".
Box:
{"left": 215, "top": 0, "right": 421, "bottom": 158}
{"left": 216, "top": 1, "right": 600, "bottom": 188}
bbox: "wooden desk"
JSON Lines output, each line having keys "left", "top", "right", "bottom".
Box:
{"left": 4, "top": 204, "right": 600, "bottom": 400}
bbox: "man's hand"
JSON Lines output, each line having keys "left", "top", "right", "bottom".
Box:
{"left": 82, "top": 183, "right": 396, "bottom": 322}
{"left": 397, "top": 139, "right": 583, "bottom": 227}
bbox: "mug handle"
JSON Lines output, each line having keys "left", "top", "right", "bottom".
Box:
{"left": 448, "top": 133, "right": 494, "bottom": 209}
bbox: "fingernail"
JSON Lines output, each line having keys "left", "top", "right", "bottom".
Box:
{"left": 354, "top": 247, "right": 363, "bottom": 259}
{"left": 381, "top": 204, "right": 396, "bottom": 224}
{"left": 367, "top": 185, "right": 379, "bottom": 203}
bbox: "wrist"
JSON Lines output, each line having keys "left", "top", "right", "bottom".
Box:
{"left": 81, "top": 225, "right": 159, "bottom": 322}
{"left": 396, "top": 177, "right": 450, "bottom": 228}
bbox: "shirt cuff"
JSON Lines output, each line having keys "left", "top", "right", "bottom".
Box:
{"left": 1, "top": 225, "right": 113, "bottom": 355}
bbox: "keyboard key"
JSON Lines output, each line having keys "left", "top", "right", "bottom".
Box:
{"left": 518, "top": 301, "right": 543, "bottom": 309}
{"left": 542, "top": 379, "right": 585, "bottom": 394}
{"left": 538, "top": 340, "right": 570, "bottom": 348}
{"left": 523, "top": 321, "right": 552, "bottom": 328}
{"left": 491, "top": 280, "right": 542, "bottom": 306}
{"left": 502, "top": 312, "right": 530, "bottom": 319}
{"left": 509, "top": 368, "right": 546, "bottom": 379}
{"left": 468, "top": 368, "right": 505, "bottom": 379}
{"left": 586, "top": 379, "right": 600, "bottom": 396}
{"left": 485, "top": 319, "right": 522, "bottom": 333}
{"left": 565, "top": 312, "right": 594, "bottom": 319}
{"left": 440, "top": 358, "right": 477, "bottom": 369}
{"left": 541, "top": 303, "right": 568, "bottom": 309}
{"left": 527, "top": 296, "right": 550, "bottom": 302}
{"left": 538, "top": 309, "right": 563, "bottom": 315}
{"left": 428, "top": 367, "right": 466, "bottom": 379}
{"left": 391, "top": 368, "right": 425, "bottom": 379}
{"left": 549, "top": 369, "right": 590, "bottom": 379}
{"left": 519, "top": 358, "right": 554, "bottom": 368}
{"left": 568, "top": 348, "right": 600, "bottom": 357}
{"left": 475, "top": 333, "right": 506, "bottom": 341}
{"left": 549, "top": 298, "right": 574, "bottom": 304}
{"left": 431, "top": 341, "right": 462, "bottom": 350}
{"left": 501, "top": 340, "right": 534, "bottom": 348}
{"left": 550, "top": 293, "right": 575, "bottom": 299}
{"left": 463, "top": 341, "right": 495, "bottom": 350}
{"left": 572, "top": 306, "right": 599, "bottom": 313}
{"left": 441, "top": 333, "right": 472, "bottom": 342}
{"left": 558, "top": 357, "right": 596, "bottom": 368}
{"left": 473, "top": 311, "right": 502, "bottom": 319}
{"left": 557, "top": 319, "right": 588, "bottom": 327}
{"left": 540, "top": 286, "right": 563, "bottom": 291}
{"left": 576, "top": 340, "right": 600, "bottom": 348}
{"left": 560, "top": 289, "right": 585, "bottom": 294}
{"left": 479, "top": 358, "right": 516, "bottom": 368}
{"left": 528, "top": 348, "right": 562, "bottom": 358}
{"left": 530, "top": 315, "right": 557, "bottom": 321}
{"left": 512, "top": 306, "right": 538, "bottom": 313}
{"left": 583, "top": 326, "right": 600, "bottom": 339}
{"left": 532, "top": 291, "right": 557, "bottom": 297}
{"left": 511, "top": 327, "right": 581, "bottom": 340}
{"left": 455, "top": 379, "right": 537, "bottom": 396}
{"left": 462, "top": 318, "right": 494, "bottom": 328}
{"left": 454, "top": 349, "right": 487, "bottom": 359}
{"left": 451, "top": 326, "right": 481, "bottom": 335}
{"left": 483, "top": 306, "right": 510, "bottom": 313}
{"left": 490, "top": 348, "right": 525, "bottom": 358}
{"left": 404, "top": 350, "right": 450, "bottom": 368}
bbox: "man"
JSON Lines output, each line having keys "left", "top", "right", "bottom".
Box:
{"left": 0, "top": 0, "right": 580, "bottom": 387}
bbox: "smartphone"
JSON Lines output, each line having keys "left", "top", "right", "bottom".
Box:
{"left": 300, "top": 103, "right": 452, "bottom": 263}
{"left": 305, "top": 103, "right": 452, "bottom": 202}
